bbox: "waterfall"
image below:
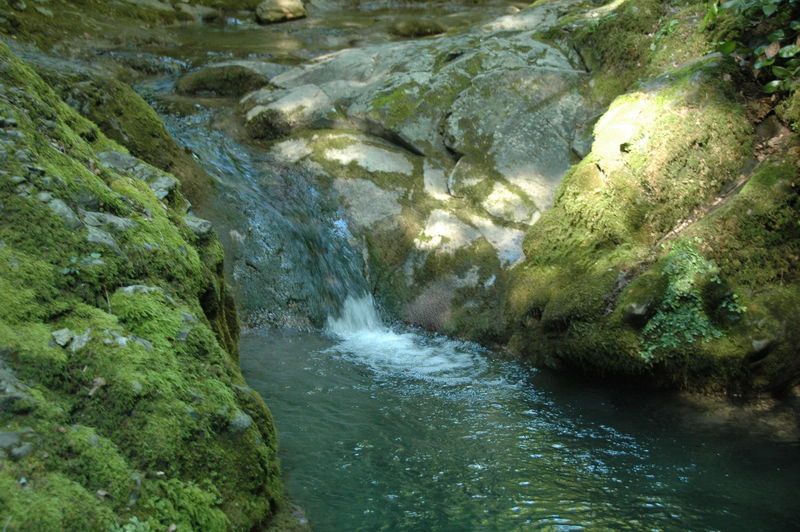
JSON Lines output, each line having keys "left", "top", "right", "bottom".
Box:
{"left": 325, "top": 293, "right": 385, "bottom": 335}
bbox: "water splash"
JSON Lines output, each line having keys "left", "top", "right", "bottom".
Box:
{"left": 325, "top": 294, "right": 385, "bottom": 334}
{"left": 324, "top": 294, "right": 488, "bottom": 384}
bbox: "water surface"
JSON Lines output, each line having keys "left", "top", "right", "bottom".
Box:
{"left": 241, "top": 297, "right": 800, "bottom": 531}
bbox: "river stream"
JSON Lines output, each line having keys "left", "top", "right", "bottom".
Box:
{"left": 241, "top": 296, "right": 800, "bottom": 531}
{"left": 133, "top": 4, "right": 800, "bottom": 530}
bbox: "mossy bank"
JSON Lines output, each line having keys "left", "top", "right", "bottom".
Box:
{"left": 500, "top": 0, "right": 800, "bottom": 395}
{"left": 0, "top": 41, "right": 283, "bottom": 530}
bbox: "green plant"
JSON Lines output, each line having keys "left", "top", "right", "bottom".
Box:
{"left": 706, "top": 0, "right": 800, "bottom": 93}
{"left": 640, "top": 239, "right": 739, "bottom": 361}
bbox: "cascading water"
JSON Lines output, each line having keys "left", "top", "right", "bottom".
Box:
{"left": 324, "top": 294, "right": 487, "bottom": 383}
{"left": 134, "top": 32, "right": 799, "bottom": 532}
{"left": 147, "top": 100, "right": 371, "bottom": 327}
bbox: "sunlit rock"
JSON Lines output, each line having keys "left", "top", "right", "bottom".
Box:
{"left": 255, "top": 0, "right": 307, "bottom": 24}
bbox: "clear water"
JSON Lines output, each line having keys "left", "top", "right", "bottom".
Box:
{"left": 241, "top": 296, "right": 800, "bottom": 532}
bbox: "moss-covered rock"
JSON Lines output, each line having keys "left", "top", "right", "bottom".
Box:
{"left": 0, "top": 42, "right": 281, "bottom": 530}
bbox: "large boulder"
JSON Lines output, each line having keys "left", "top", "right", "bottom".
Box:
{"left": 238, "top": 9, "right": 598, "bottom": 332}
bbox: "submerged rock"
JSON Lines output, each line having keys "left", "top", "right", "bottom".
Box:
{"left": 176, "top": 60, "right": 288, "bottom": 97}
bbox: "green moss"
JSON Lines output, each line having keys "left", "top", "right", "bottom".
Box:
{"left": 0, "top": 42, "right": 280, "bottom": 529}
{"left": 33, "top": 66, "right": 214, "bottom": 204}
{"left": 503, "top": 53, "right": 768, "bottom": 391}
{"left": 176, "top": 65, "right": 270, "bottom": 98}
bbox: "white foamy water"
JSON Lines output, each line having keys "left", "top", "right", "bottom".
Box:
{"left": 324, "top": 294, "right": 487, "bottom": 383}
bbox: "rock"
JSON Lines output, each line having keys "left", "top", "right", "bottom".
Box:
{"left": 255, "top": 0, "right": 307, "bottom": 24}
{"left": 423, "top": 161, "right": 450, "bottom": 201}
{"left": 123, "top": 0, "right": 172, "bottom": 11}
{"left": 389, "top": 19, "right": 446, "bottom": 38}
{"left": 243, "top": 84, "right": 336, "bottom": 139}
{"left": 176, "top": 60, "right": 288, "bottom": 97}
{"left": 0, "top": 431, "right": 22, "bottom": 450}
{"left": 480, "top": 182, "right": 537, "bottom": 224}
{"left": 269, "top": 138, "right": 313, "bottom": 164}
{"left": 415, "top": 210, "right": 481, "bottom": 254}
{"left": 98, "top": 151, "right": 138, "bottom": 171}
{"left": 86, "top": 226, "right": 120, "bottom": 251}
{"left": 146, "top": 174, "right": 178, "bottom": 201}
{"left": 468, "top": 215, "right": 525, "bottom": 267}
{"left": 10, "top": 441, "right": 33, "bottom": 460}
{"left": 80, "top": 210, "right": 136, "bottom": 232}
{"left": 98, "top": 152, "right": 176, "bottom": 200}
{"left": 69, "top": 329, "right": 92, "bottom": 353}
{"left": 174, "top": 2, "right": 219, "bottom": 22}
{"left": 228, "top": 411, "right": 253, "bottom": 432}
{"left": 183, "top": 215, "right": 213, "bottom": 237}
{"left": 51, "top": 328, "right": 74, "bottom": 347}
{"left": 332, "top": 178, "right": 402, "bottom": 229}
{"left": 324, "top": 140, "right": 414, "bottom": 176}
{"left": 47, "top": 198, "right": 83, "bottom": 230}
{"left": 118, "top": 285, "right": 176, "bottom": 305}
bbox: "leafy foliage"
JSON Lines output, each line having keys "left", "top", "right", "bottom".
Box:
{"left": 706, "top": 0, "right": 800, "bottom": 92}
{"left": 641, "top": 239, "right": 743, "bottom": 361}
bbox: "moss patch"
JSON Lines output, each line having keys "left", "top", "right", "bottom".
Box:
{"left": 0, "top": 42, "right": 280, "bottom": 529}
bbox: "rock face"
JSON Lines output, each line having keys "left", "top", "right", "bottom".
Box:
{"left": 255, "top": 0, "right": 307, "bottom": 24}
{"left": 0, "top": 43, "right": 281, "bottom": 530}
{"left": 240, "top": 1, "right": 598, "bottom": 331}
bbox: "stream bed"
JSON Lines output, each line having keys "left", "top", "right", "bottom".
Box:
{"left": 241, "top": 297, "right": 800, "bottom": 531}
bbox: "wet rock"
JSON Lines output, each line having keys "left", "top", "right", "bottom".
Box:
{"left": 177, "top": 60, "right": 288, "bottom": 97}
{"left": 86, "top": 226, "right": 120, "bottom": 251}
{"left": 243, "top": 84, "right": 336, "bottom": 139}
{"left": 183, "top": 215, "right": 213, "bottom": 237}
{"left": 389, "top": 19, "right": 446, "bottom": 38}
{"left": 255, "top": 0, "right": 307, "bottom": 24}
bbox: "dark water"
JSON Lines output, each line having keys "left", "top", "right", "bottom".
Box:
{"left": 241, "top": 297, "right": 800, "bottom": 532}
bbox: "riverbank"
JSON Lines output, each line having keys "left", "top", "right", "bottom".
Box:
{"left": 0, "top": 0, "right": 798, "bottom": 528}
